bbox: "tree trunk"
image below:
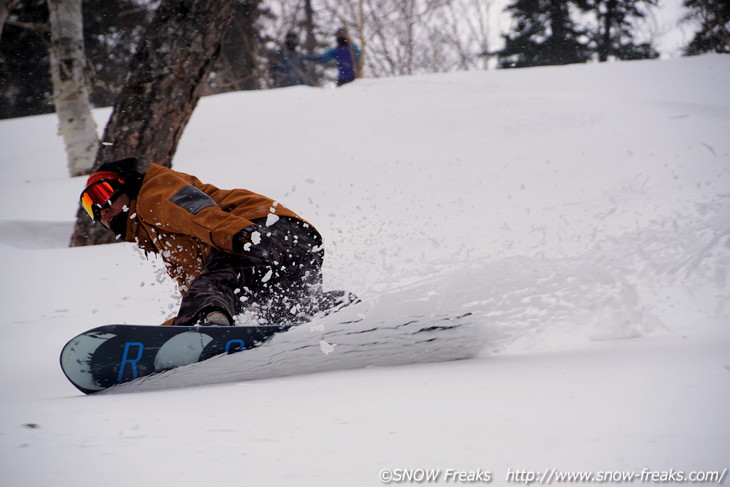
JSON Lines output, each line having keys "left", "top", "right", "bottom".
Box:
{"left": 598, "top": 0, "right": 617, "bottom": 62}
{"left": 48, "top": 0, "right": 98, "bottom": 177}
{"left": 303, "top": 0, "right": 316, "bottom": 53}
{"left": 220, "top": 0, "right": 261, "bottom": 91}
{"left": 0, "top": 1, "right": 12, "bottom": 42}
{"left": 70, "top": 0, "right": 236, "bottom": 247}
{"left": 303, "top": 0, "right": 320, "bottom": 85}
{"left": 0, "top": 0, "right": 21, "bottom": 43}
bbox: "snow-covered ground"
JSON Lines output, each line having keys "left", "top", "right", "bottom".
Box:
{"left": 0, "top": 55, "right": 728, "bottom": 486}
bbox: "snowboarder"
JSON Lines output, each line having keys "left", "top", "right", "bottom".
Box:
{"left": 79, "top": 158, "right": 348, "bottom": 326}
{"left": 306, "top": 27, "right": 362, "bottom": 86}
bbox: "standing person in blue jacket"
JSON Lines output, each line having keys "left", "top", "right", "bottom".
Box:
{"left": 306, "top": 27, "right": 361, "bottom": 86}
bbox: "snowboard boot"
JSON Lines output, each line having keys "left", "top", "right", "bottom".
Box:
{"left": 199, "top": 309, "right": 233, "bottom": 326}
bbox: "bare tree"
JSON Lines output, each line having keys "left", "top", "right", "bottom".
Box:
{"left": 48, "top": 0, "right": 98, "bottom": 177}
{"left": 70, "top": 0, "right": 236, "bottom": 247}
{"left": 310, "top": 0, "right": 494, "bottom": 78}
{"left": 303, "top": 0, "right": 317, "bottom": 52}
{"left": 259, "top": 0, "right": 497, "bottom": 84}
{"left": 442, "top": 0, "right": 493, "bottom": 70}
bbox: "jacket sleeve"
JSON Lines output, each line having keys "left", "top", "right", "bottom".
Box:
{"left": 305, "top": 49, "right": 335, "bottom": 63}
{"left": 136, "top": 170, "right": 255, "bottom": 253}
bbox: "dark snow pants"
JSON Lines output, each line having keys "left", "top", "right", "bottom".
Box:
{"left": 175, "top": 216, "right": 325, "bottom": 325}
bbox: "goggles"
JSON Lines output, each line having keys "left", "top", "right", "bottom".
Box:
{"left": 80, "top": 179, "right": 123, "bottom": 221}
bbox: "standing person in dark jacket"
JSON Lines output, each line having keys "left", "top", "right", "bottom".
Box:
{"left": 270, "top": 31, "right": 310, "bottom": 88}
{"left": 306, "top": 27, "right": 361, "bottom": 86}
{"left": 78, "top": 158, "right": 353, "bottom": 326}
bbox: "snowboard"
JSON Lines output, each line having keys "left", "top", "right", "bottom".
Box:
{"left": 60, "top": 291, "right": 360, "bottom": 394}
{"left": 60, "top": 323, "right": 294, "bottom": 394}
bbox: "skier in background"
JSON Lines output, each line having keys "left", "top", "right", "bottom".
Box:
{"left": 269, "top": 31, "right": 310, "bottom": 88}
{"left": 78, "top": 158, "right": 352, "bottom": 326}
{"left": 306, "top": 27, "right": 361, "bottom": 86}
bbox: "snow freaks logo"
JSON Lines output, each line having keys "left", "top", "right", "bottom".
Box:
{"left": 379, "top": 468, "right": 492, "bottom": 484}
{"left": 378, "top": 467, "right": 729, "bottom": 484}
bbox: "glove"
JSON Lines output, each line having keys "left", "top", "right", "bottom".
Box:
{"left": 233, "top": 225, "right": 285, "bottom": 265}
{"left": 233, "top": 224, "right": 262, "bottom": 253}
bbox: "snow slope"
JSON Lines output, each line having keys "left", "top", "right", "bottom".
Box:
{"left": 0, "top": 55, "right": 729, "bottom": 486}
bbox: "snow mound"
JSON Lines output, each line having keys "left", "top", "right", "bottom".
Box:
{"left": 0, "top": 220, "right": 73, "bottom": 249}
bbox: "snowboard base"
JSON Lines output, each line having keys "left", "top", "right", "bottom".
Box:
{"left": 60, "top": 324, "right": 293, "bottom": 394}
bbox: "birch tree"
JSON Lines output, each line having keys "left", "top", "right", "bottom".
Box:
{"left": 48, "top": 0, "right": 98, "bottom": 176}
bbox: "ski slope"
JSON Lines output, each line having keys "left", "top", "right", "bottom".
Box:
{"left": 1, "top": 54, "right": 729, "bottom": 486}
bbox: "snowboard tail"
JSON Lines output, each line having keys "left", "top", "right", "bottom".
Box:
{"left": 60, "top": 324, "right": 293, "bottom": 394}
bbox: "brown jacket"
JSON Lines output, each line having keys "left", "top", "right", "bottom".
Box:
{"left": 124, "top": 164, "right": 301, "bottom": 292}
